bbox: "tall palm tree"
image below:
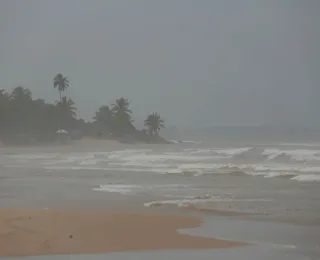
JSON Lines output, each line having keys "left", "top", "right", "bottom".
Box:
{"left": 53, "top": 73, "right": 69, "bottom": 102}
{"left": 144, "top": 112, "right": 164, "bottom": 136}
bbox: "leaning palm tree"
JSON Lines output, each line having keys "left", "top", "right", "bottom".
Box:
{"left": 144, "top": 112, "right": 164, "bottom": 136}
{"left": 53, "top": 73, "right": 69, "bottom": 102}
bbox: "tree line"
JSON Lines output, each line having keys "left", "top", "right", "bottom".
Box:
{"left": 0, "top": 73, "right": 165, "bottom": 144}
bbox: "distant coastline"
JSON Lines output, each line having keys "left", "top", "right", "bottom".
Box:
{"left": 0, "top": 74, "right": 166, "bottom": 146}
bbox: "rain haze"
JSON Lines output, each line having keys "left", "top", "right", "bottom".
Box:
{"left": 1, "top": 2, "right": 320, "bottom": 259}
{"left": 1, "top": 0, "right": 319, "bottom": 128}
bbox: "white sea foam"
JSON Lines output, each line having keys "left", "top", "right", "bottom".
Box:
{"left": 144, "top": 197, "right": 273, "bottom": 208}
{"left": 249, "top": 164, "right": 320, "bottom": 173}
{"left": 215, "top": 147, "right": 252, "bottom": 156}
{"left": 94, "top": 184, "right": 189, "bottom": 195}
{"left": 262, "top": 148, "right": 320, "bottom": 161}
{"left": 290, "top": 174, "right": 320, "bottom": 182}
{"left": 245, "top": 171, "right": 295, "bottom": 178}
{"left": 120, "top": 154, "right": 216, "bottom": 163}
{"left": 168, "top": 140, "right": 180, "bottom": 144}
{"left": 188, "top": 149, "right": 213, "bottom": 154}
{"left": 144, "top": 198, "right": 219, "bottom": 208}
{"left": 181, "top": 140, "right": 203, "bottom": 144}
{"left": 93, "top": 184, "right": 142, "bottom": 195}
{"left": 2, "top": 147, "right": 320, "bottom": 183}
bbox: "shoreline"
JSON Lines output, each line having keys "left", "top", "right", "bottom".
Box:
{"left": 0, "top": 139, "right": 173, "bottom": 155}
{"left": 0, "top": 208, "right": 246, "bottom": 257}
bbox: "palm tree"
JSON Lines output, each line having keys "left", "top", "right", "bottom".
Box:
{"left": 53, "top": 73, "right": 69, "bottom": 102}
{"left": 111, "top": 98, "right": 135, "bottom": 135}
{"left": 111, "top": 97, "right": 132, "bottom": 119}
{"left": 144, "top": 112, "right": 164, "bottom": 136}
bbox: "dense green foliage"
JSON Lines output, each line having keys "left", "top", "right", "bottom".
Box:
{"left": 0, "top": 74, "right": 165, "bottom": 144}
{"left": 144, "top": 112, "right": 165, "bottom": 136}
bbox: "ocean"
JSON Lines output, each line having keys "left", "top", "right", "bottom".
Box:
{"left": 1, "top": 140, "right": 319, "bottom": 225}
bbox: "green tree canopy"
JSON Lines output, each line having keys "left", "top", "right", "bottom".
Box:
{"left": 111, "top": 98, "right": 135, "bottom": 135}
{"left": 93, "top": 105, "right": 113, "bottom": 132}
{"left": 144, "top": 112, "right": 164, "bottom": 136}
{"left": 53, "top": 73, "right": 69, "bottom": 101}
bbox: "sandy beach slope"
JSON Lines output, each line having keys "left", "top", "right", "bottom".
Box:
{"left": 0, "top": 208, "right": 245, "bottom": 256}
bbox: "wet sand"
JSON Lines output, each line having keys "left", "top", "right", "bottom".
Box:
{"left": 0, "top": 208, "right": 245, "bottom": 256}
{"left": 0, "top": 139, "right": 153, "bottom": 154}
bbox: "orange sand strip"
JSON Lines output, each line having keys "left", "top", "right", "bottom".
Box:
{"left": 0, "top": 209, "right": 246, "bottom": 256}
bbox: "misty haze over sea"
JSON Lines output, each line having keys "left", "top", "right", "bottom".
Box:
{"left": 162, "top": 126, "right": 320, "bottom": 145}
{"left": 1, "top": 1, "right": 320, "bottom": 258}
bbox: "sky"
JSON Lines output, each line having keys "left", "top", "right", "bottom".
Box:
{"left": 0, "top": 0, "right": 319, "bottom": 127}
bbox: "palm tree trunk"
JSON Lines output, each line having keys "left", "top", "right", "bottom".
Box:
{"left": 58, "top": 91, "right": 62, "bottom": 129}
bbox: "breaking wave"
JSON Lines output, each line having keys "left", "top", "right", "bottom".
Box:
{"left": 144, "top": 196, "right": 273, "bottom": 208}
{"left": 2, "top": 146, "right": 320, "bottom": 183}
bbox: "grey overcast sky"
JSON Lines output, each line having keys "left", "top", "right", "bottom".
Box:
{"left": 0, "top": 0, "right": 319, "bottom": 127}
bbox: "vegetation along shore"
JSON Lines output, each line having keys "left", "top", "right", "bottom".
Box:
{"left": 0, "top": 73, "right": 168, "bottom": 145}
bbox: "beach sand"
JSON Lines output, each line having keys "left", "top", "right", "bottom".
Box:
{"left": 0, "top": 208, "right": 245, "bottom": 256}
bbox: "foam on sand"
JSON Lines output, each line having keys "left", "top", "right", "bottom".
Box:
{"left": 144, "top": 197, "right": 219, "bottom": 208}
{"left": 144, "top": 196, "right": 273, "bottom": 208}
